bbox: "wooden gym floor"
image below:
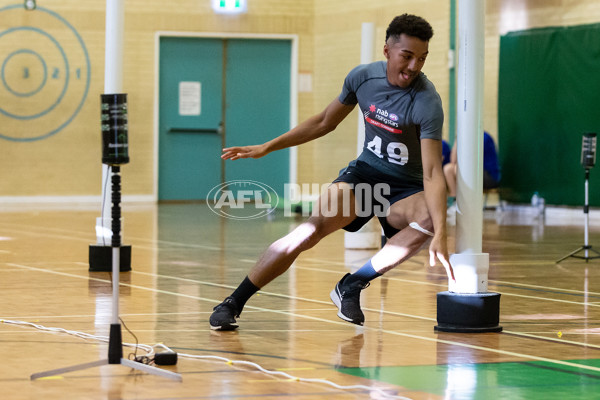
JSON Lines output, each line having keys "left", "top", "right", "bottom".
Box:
{"left": 1, "top": 202, "right": 600, "bottom": 399}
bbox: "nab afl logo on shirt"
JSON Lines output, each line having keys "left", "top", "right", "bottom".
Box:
{"left": 364, "top": 104, "right": 402, "bottom": 134}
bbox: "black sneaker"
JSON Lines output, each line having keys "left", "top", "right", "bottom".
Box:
{"left": 209, "top": 296, "right": 240, "bottom": 331}
{"left": 330, "top": 273, "right": 370, "bottom": 325}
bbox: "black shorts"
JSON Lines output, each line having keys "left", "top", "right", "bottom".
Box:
{"left": 332, "top": 161, "right": 423, "bottom": 238}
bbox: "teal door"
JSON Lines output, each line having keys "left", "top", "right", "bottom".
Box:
{"left": 158, "top": 37, "right": 291, "bottom": 201}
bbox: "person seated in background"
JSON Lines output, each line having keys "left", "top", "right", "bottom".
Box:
{"left": 443, "top": 131, "right": 500, "bottom": 206}
{"left": 442, "top": 139, "right": 451, "bottom": 167}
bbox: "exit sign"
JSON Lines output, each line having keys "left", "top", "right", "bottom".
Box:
{"left": 212, "top": 0, "right": 247, "bottom": 13}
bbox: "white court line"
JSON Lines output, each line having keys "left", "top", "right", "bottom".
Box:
{"left": 300, "top": 256, "right": 600, "bottom": 297}
{"left": 1, "top": 225, "right": 222, "bottom": 252}
{"left": 131, "top": 270, "right": 600, "bottom": 350}
{"left": 6, "top": 263, "right": 221, "bottom": 303}
{"left": 4, "top": 219, "right": 597, "bottom": 296}
{"left": 6, "top": 245, "right": 600, "bottom": 332}
{"left": 132, "top": 270, "right": 438, "bottom": 323}
{"left": 293, "top": 265, "right": 600, "bottom": 308}
{"left": 232, "top": 256, "right": 600, "bottom": 301}
{"left": 0, "top": 221, "right": 243, "bottom": 252}
{"left": 6, "top": 262, "right": 600, "bottom": 375}
{"left": 8, "top": 262, "right": 600, "bottom": 345}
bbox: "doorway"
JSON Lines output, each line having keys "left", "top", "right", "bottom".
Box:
{"left": 157, "top": 35, "right": 294, "bottom": 201}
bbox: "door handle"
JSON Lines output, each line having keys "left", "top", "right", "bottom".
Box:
{"left": 167, "top": 122, "right": 224, "bottom": 135}
{"left": 168, "top": 127, "right": 219, "bottom": 134}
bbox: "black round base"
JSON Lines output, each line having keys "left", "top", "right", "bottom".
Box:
{"left": 89, "top": 244, "right": 132, "bottom": 272}
{"left": 434, "top": 291, "right": 502, "bottom": 333}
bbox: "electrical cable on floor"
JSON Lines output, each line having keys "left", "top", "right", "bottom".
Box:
{"left": 0, "top": 318, "right": 409, "bottom": 399}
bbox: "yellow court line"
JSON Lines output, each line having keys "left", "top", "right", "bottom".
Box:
{"left": 6, "top": 262, "right": 600, "bottom": 375}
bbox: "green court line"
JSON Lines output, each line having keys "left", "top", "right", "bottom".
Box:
{"left": 337, "top": 359, "right": 600, "bottom": 400}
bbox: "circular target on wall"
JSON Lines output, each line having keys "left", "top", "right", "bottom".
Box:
{"left": 0, "top": 4, "right": 91, "bottom": 141}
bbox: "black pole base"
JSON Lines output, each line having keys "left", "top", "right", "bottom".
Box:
{"left": 108, "top": 323, "right": 123, "bottom": 364}
{"left": 434, "top": 291, "right": 502, "bottom": 333}
{"left": 89, "top": 245, "right": 131, "bottom": 272}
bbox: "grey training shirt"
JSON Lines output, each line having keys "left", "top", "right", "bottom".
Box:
{"left": 339, "top": 61, "right": 444, "bottom": 185}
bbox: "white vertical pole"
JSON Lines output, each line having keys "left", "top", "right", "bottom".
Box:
{"left": 105, "top": 0, "right": 125, "bottom": 325}
{"left": 449, "top": 0, "right": 488, "bottom": 293}
{"left": 105, "top": 0, "right": 124, "bottom": 94}
{"left": 356, "top": 22, "right": 375, "bottom": 157}
{"left": 98, "top": 0, "right": 125, "bottom": 245}
{"left": 344, "top": 22, "right": 378, "bottom": 250}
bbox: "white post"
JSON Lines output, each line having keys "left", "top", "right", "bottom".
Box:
{"left": 356, "top": 22, "right": 375, "bottom": 157}
{"left": 104, "top": 0, "right": 125, "bottom": 325}
{"left": 344, "top": 22, "right": 378, "bottom": 250}
{"left": 97, "top": 0, "right": 125, "bottom": 246}
{"left": 449, "top": 0, "right": 488, "bottom": 293}
{"left": 105, "top": 0, "right": 124, "bottom": 93}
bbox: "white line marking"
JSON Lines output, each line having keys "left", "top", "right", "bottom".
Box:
{"left": 7, "top": 262, "right": 600, "bottom": 374}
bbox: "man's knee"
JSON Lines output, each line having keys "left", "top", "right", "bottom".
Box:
{"left": 293, "top": 218, "right": 336, "bottom": 251}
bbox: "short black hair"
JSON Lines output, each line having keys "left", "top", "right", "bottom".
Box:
{"left": 385, "top": 14, "right": 434, "bottom": 43}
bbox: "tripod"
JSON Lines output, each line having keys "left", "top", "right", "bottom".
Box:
{"left": 31, "top": 167, "right": 182, "bottom": 381}
{"left": 557, "top": 168, "right": 600, "bottom": 263}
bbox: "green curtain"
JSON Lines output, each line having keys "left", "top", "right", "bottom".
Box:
{"left": 498, "top": 23, "right": 600, "bottom": 206}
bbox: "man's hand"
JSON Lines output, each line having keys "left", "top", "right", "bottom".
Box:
{"left": 222, "top": 144, "right": 267, "bottom": 160}
{"left": 429, "top": 235, "right": 455, "bottom": 281}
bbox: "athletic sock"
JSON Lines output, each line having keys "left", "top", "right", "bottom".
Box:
{"left": 230, "top": 276, "right": 260, "bottom": 312}
{"left": 447, "top": 196, "right": 456, "bottom": 207}
{"left": 346, "top": 259, "right": 381, "bottom": 284}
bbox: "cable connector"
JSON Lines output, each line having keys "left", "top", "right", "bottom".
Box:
{"left": 154, "top": 351, "right": 178, "bottom": 366}
{"left": 133, "top": 355, "right": 151, "bottom": 364}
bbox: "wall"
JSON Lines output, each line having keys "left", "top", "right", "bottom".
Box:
{"left": 0, "top": 0, "right": 313, "bottom": 201}
{"left": 1, "top": 0, "right": 600, "bottom": 203}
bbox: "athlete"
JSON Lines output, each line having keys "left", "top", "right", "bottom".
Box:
{"left": 210, "top": 14, "right": 454, "bottom": 330}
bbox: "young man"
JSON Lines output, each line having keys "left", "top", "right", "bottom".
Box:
{"left": 210, "top": 14, "right": 454, "bottom": 330}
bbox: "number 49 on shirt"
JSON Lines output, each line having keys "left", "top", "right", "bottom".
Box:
{"left": 366, "top": 135, "right": 409, "bottom": 165}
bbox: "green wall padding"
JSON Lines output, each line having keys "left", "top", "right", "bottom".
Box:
{"left": 498, "top": 23, "right": 600, "bottom": 206}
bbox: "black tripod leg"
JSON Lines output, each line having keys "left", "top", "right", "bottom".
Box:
{"left": 556, "top": 246, "right": 585, "bottom": 263}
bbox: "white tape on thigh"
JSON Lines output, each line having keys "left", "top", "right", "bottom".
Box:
{"left": 409, "top": 222, "right": 434, "bottom": 236}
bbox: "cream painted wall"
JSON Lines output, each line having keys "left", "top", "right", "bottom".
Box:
{"left": 1, "top": 0, "right": 599, "bottom": 200}
{"left": 0, "top": 0, "right": 313, "bottom": 200}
